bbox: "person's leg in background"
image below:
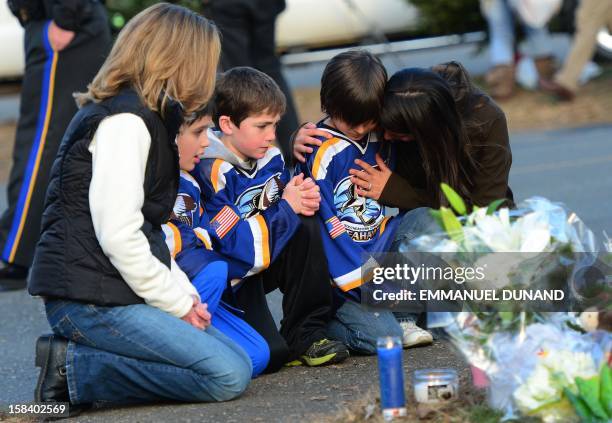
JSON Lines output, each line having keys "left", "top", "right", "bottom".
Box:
{"left": 0, "top": 20, "right": 48, "bottom": 290}
{"left": 0, "top": 8, "right": 110, "bottom": 290}
{"left": 249, "top": 1, "right": 299, "bottom": 161}
{"left": 326, "top": 298, "right": 403, "bottom": 355}
{"left": 38, "top": 299, "right": 252, "bottom": 406}
{"left": 543, "top": 0, "right": 612, "bottom": 100}
{"left": 481, "top": 0, "right": 517, "bottom": 99}
{"left": 521, "top": 21, "right": 556, "bottom": 81}
{"left": 204, "top": 0, "right": 299, "bottom": 162}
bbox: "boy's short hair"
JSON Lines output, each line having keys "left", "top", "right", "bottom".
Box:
{"left": 320, "top": 50, "right": 387, "bottom": 127}
{"left": 212, "top": 67, "right": 286, "bottom": 128}
{"left": 184, "top": 102, "right": 213, "bottom": 127}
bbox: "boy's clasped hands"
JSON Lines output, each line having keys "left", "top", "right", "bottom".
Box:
{"left": 282, "top": 173, "right": 321, "bottom": 216}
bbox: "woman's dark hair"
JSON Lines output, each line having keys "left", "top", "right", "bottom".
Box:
{"left": 320, "top": 50, "right": 387, "bottom": 127}
{"left": 381, "top": 67, "right": 476, "bottom": 208}
{"left": 431, "top": 61, "right": 488, "bottom": 142}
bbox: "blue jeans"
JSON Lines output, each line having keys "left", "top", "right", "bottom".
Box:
{"left": 327, "top": 298, "right": 403, "bottom": 355}
{"left": 481, "top": 0, "right": 552, "bottom": 65}
{"left": 391, "top": 208, "right": 456, "bottom": 329}
{"left": 390, "top": 207, "right": 440, "bottom": 253}
{"left": 44, "top": 299, "right": 252, "bottom": 405}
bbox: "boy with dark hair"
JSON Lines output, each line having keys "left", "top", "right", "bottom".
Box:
{"left": 297, "top": 50, "right": 432, "bottom": 354}
{"left": 194, "top": 67, "right": 349, "bottom": 369}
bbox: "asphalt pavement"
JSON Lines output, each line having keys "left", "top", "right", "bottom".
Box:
{"left": 0, "top": 123, "right": 610, "bottom": 421}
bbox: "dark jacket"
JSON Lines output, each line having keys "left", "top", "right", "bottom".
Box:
{"left": 8, "top": 0, "right": 99, "bottom": 30}
{"left": 28, "top": 89, "right": 180, "bottom": 306}
{"left": 379, "top": 96, "right": 514, "bottom": 211}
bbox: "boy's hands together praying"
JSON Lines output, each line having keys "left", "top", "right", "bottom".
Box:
{"left": 283, "top": 173, "right": 321, "bottom": 216}
{"left": 181, "top": 295, "right": 212, "bottom": 330}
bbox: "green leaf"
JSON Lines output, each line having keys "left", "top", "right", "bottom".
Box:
{"left": 440, "top": 206, "right": 463, "bottom": 242}
{"left": 600, "top": 365, "right": 612, "bottom": 418}
{"left": 565, "top": 387, "right": 596, "bottom": 422}
{"left": 576, "top": 376, "right": 608, "bottom": 420}
{"left": 486, "top": 199, "right": 506, "bottom": 216}
{"left": 441, "top": 183, "right": 467, "bottom": 215}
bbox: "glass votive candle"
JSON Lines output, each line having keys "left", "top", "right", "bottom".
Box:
{"left": 413, "top": 368, "right": 458, "bottom": 404}
{"left": 376, "top": 336, "right": 407, "bottom": 420}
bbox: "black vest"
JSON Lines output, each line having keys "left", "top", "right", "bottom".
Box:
{"left": 28, "top": 89, "right": 180, "bottom": 306}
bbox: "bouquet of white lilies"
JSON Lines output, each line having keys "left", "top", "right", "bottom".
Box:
{"left": 399, "top": 184, "right": 611, "bottom": 422}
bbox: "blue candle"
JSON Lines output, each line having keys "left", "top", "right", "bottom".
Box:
{"left": 377, "top": 336, "right": 407, "bottom": 420}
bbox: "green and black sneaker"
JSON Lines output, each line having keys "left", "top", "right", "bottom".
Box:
{"left": 295, "top": 338, "right": 349, "bottom": 367}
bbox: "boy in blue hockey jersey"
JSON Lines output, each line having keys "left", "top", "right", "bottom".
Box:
{"left": 163, "top": 111, "right": 270, "bottom": 377}
{"left": 296, "top": 50, "right": 432, "bottom": 354}
{"left": 193, "top": 67, "right": 349, "bottom": 369}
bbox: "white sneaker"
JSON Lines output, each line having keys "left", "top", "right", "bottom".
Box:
{"left": 398, "top": 319, "right": 433, "bottom": 348}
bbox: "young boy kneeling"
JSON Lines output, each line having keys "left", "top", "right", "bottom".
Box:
{"left": 164, "top": 112, "right": 270, "bottom": 377}
{"left": 193, "top": 67, "right": 349, "bottom": 369}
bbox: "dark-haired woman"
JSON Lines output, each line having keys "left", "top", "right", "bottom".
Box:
{"left": 293, "top": 62, "right": 514, "bottom": 339}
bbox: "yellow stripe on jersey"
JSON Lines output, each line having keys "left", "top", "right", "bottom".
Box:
{"left": 342, "top": 277, "right": 364, "bottom": 292}
{"left": 194, "top": 228, "right": 212, "bottom": 250}
{"left": 166, "top": 222, "right": 182, "bottom": 257}
{"left": 379, "top": 216, "right": 391, "bottom": 236}
{"left": 211, "top": 159, "right": 223, "bottom": 193}
{"left": 312, "top": 137, "right": 342, "bottom": 180}
{"left": 256, "top": 215, "right": 270, "bottom": 269}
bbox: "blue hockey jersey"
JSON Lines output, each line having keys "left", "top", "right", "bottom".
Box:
{"left": 162, "top": 170, "right": 229, "bottom": 280}
{"left": 192, "top": 129, "right": 301, "bottom": 278}
{"left": 297, "top": 123, "right": 402, "bottom": 292}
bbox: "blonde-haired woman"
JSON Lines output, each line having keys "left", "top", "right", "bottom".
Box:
{"left": 28, "top": 3, "right": 251, "bottom": 411}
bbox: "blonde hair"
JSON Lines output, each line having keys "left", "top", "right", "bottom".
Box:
{"left": 76, "top": 3, "right": 220, "bottom": 115}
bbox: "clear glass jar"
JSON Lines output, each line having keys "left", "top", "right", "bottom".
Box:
{"left": 412, "top": 368, "right": 458, "bottom": 404}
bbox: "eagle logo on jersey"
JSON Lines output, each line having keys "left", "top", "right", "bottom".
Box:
{"left": 236, "top": 173, "right": 285, "bottom": 218}
{"left": 171, "top": 194, "right": 197, "bottom": 226}
{"left": 334, "top": 174, "right": 383, "bottom": 242}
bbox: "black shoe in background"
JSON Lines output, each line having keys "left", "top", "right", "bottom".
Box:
{"left": 0, "top": 262, "right": 28, "bottom": 291}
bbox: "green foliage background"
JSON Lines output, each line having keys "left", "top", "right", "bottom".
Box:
{"left": 105, "top": 0, "right": 488, "bottom": 35}
{"left": 406, "top": 0, "right": 485, "bottom": 35}
{"left": 105, "top": 0, "right": 203, "bottom": 31}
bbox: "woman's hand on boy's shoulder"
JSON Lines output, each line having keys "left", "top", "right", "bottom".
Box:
{"left": 292, "top": 122, "right": 333, "bottom": 163}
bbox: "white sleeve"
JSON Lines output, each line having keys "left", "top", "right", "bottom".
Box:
{"left": 89, "top": 113, "right": 194, "bottom": 318}
{"left": 171, "top": 258, "right": 199, "bottom": 297}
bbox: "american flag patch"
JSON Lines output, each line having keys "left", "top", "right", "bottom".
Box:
{"left": 211, "top": 206, "right": 239, "bottom": 239}
{"left": 326, "top": 216, "right": 345, "bottom": 239}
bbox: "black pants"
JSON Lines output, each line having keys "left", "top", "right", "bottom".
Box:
{"left": 231, "top": 215, "right": 333, "bottom": 372}
{"left": 0, "top": 5, "right": 110, "bottom": 267}
{"left": 204, "top": 0, "right": 299, "bottom": 162}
